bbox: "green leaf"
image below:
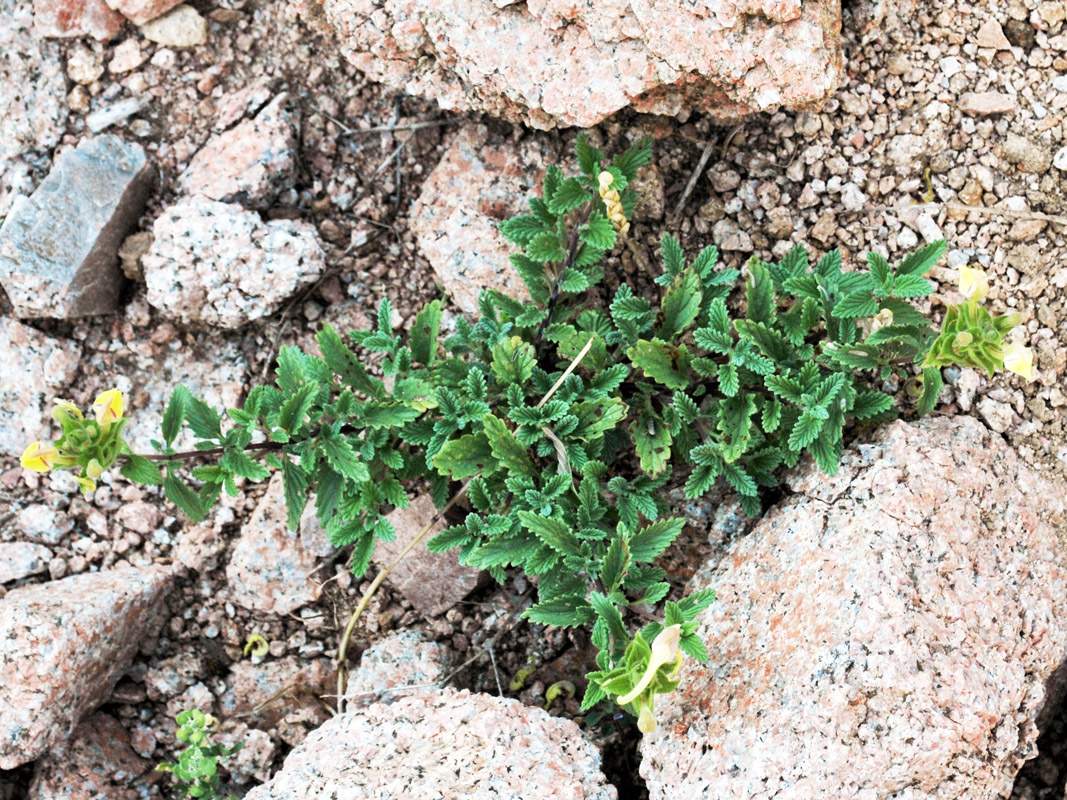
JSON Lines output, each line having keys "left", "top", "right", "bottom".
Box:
{"left": 281, "top": 458, "right": 308, "bottom": 531}
{"left": 891, "top": 274, "right": 935, "bottom": 298}
{"left": 576, "top": 133, "right": 603, "bottom": 177}
{"left": 278, "top": 384, "right": 318, "bottom": 433}
{"left": 317, "top": 325, "right": 382, "bottom": 397}
{"left": 627, "top": 339, "right": 691, "bottom": 391}
{"left": 548, "top": 177, "right": 591, "bottom": 215}
{"left": 321, "top": 435, "right": 370, "bottom": 482}
{"left": 897, "top": 239, "right": 947, "bottom": 275}
{"left": 162, "top": 386, "right": 190, "bottom": 447}
{"left": 500, "top": 215, "right": 548, "bottom": 246}
{"left": 580, "top": 211, "right": 616, "bottom": 249}
{"left": 918, "top": 366, "right": 943, "bottom": 416}
{"left": 518, "top": 510, "right": 582, "bottom": 558}
{"left": 789, "top": 409, "right": 826, "bottom": 451}
{"left": 833, "top": 292, "right": 879, "bottom": 319}
{"left": 120, "top": 455, "right": 164, "bottom": 485}
{"left": 221, "top": 449, "right": 270, "bottom": 481}
{"left": 628, "top": 518, "right": 684, "bottom": 563}
{"left": 589, "top": 591, "right": 629, "bottom": 648}
{"left": 164, "top": 473, "right": 206, "bottom": 522}
{"left": 600, "top": 536, "right": 630, "bottom": 592}
{"left": 411, "top": 300, "right": 442, "bottom": 366}
{"left": 633, "top": 409, "right": 672, "bottom": 477}
{"left": 483, "top": 414, "right": 536, "bottom": 478}
{"left": 613, "top": 136, "right": 653, "bottom": 179}
{"left": 851, "top": 390, "right": 894, "bottom": 420}
{"left": 491, "top": 336, "right": 536, "bottom": 385}
{"left": 511, "top": 254, "right": 550, "bottom": 305}
{"left": 718, "top": 394, "right": 757, "bottom": 462}
{"left": 528, "top": 232, "right": 567, "bottom": 263}
{"left": 524, "top": 597, "right": 595, "bottom": 627}
{"left": 745, "top": 258, "right": 776, "bottom": 324}
{"left": 360, "top": 401, "right": 421, "bottom": 429}
{"left": 661, "top": 233, "right": 685, "bottom": 278}
{"left": 185, "top": 395, "right": 223, "bottom": 441}
{"left": 867, "top": 252, "right": 892, "bottom": 294}
{"left": 722, "top": 462, "right": 757, "bottom": 497}
{"left": 657, "top": 268, "right": 702, "bottom": 339}
{"left": 433, "top": 432, "right": 495, "bottom": 479}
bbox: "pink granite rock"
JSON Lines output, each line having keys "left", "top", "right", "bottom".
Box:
{"left": 379, "top": 494, "right": 482, "bottom": 617}
{"left": 0, "top": 565, "right": 173, "bottom": 769}
{"left": 218, "top": 655, "right": 333, "bottom": 728}
{"left": 27, "top": 712, "right": 160, "bottom": 800}
{"left": 179, "top": 94, "right": 296, "bottom": 208}
{"left": 960, "top": 91, "right": 1016, "bottom": 115}
{"left": 344, "top": 630, "right": 451, "bottom": 708}
{"left": 315, "top": 0, "right": 842, "bottom": 129}
{"left": 0, "top": 317, "right": 80, "bottom": 455}
{"left": 103, "top": 0, "right": 180, "bottom": 24}
{"left": 143, "top": 197, "right": 325, "bottom": 329}
{"left": 410, "top": 125, "right": 549, "bottom": 314}
{"left": 641, "top": 416, "right": 1067, "bottom": 800}
{"left": 244, "top": 688, "right": 617, "bottom": 799}
{"left": 226, "top": 472, "right": 325, "bottom": 615}
{"left": 33, "top": 0, "right": 124, "bottom": 39}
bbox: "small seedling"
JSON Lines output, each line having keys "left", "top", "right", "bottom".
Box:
{"left": 157, "top": 709, "right": 241, "bottom": 800}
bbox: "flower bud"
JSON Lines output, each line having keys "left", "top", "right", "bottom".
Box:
{"left": 953, "top": 331, "right": 973, "bottom": 349}
{"left": 618, "top": 625, "right": 683, "bottom": 706}
{"left": 637, "top": 699, "right": 657, "bottom": 733}
{"left": 598, "top": 171, "right": 614, "bottom": 191}
{"left": 51, "top": 399, "right": 83, "bottom": 424}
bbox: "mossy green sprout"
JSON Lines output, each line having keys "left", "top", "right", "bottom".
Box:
{"left": 157, "top": 709, "right": 241, "bottom": 800}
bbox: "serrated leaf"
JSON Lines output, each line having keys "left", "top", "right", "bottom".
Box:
{"left": 661, "top": 233, "right": 685, "bottom": 278}
{"left": 627, "top": 338, "right": 691, "bottom": 390}
{"left": 628, "top": 518, "right": 684, "bottom": 563}
{"left": 718, "top": 394, "right": 756, "bottom": 462}
{"left": 722, "top": 462, "right": 757, "bottom": 497}
{"left": 185, "top": 395, "right": 223, "bottom": 441}
{"left": 321, "top": 435, "right": 369, "bottom": 482}
{"left": 528, "top": 231, "right": 567, "bottom": 263}
{"left": 278, "top": 383, "right": 318, "bottom": 434}
{"left": 613, "top": 136, "right": 653, "bottom": 179}
{"left": 500, "top": 215, "right": 548, "bottom": 246}
{"left": 162, "top": 386, "right": 189, "bottom": 447}
{"left": 589, "top": 591, "right": 629, "bottom": 647}
{"left": 600, "top": 536, "right": 630, "bottom": 592}
{"left": 518, "top": 510, "right": 581, "bottom": 558}
{"left": 851, "top": 390, "right": 894, "bottom": 420}
{"left": 280, "top": 458, "right": 308, "bottom": 531}
{"left": 918, "top": 366, "right": 943, "bottom": 416}
{"left": 867, "top": 252, "right": 892, "bottom": 294}
{"left": 580, "top": 211, "right": 616, "bottom": 249}
{"left": 548, "top": 177, "right": 590, "bottom": 215}
{"left": 483, "top": 414, "right": 536, "bottom": 478}
{"left": 433, "top": 432, "right": 495, "bottom": 479}
{"left": 745, "top": 258, "right": 776, "bottom": 324}
{"left": 633, "top": 409, "right": 672, "bottom": 477}
{"left": 524, "top": 597, "right": 595, "bottom": 628}
{"left": 891, "top": 274, "right": 935, "bottom": 298}
{"left": 658, "top": 268, "right": 702, "bottom": 339}
{"left": 789, "top": 409, "right": 826, "bottom": 451}
{"left": 511, "top": 254, "right": 550, "bottom": 305}
{"left": 120, "top": 455, "right": 164, "bottom": 485}
{"left": 897, "top": 239, "right": 947, "bottom": 275}
{"left": 361, "top": 402, "right": 421, "bottom": 429}
{"left": 164, "top": 473, "right": 206, "bottom": 522}
{"left": 410, "top": 299, "right": 442, "bottom": 365}
{"left": 576, "top": 133, "right": 603, "bottom": 177}
{"left": 833, "top": 292, "right": 880, "bottom": 318}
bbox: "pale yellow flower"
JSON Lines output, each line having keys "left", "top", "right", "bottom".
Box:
{"left": 598, "top": 171, "right": 629, "bottom": 235}
{"left": 1002, "top": 341, "right": 1034, "bottom": 381}
{"left": 870, "top": 308, "right": 894, "bottom": 333}
{"left": 637, "top": 698, "right": 657, "bottom": 734}
{"left": 75, "top": 475, "right": 97, "bottom": 494}
{"left": 92, "top": 388, "right": 124, "bottom": 425}
{"left": 618, "top": 625, "right": 683, "bottom": 706}
{"left": 20, "top": 441, "right": 60, "bottom": 473}
{"left": 958, "top": 266, "right": 989, "bottom": 302}
{"left": 51, "top": 398, "right": 82, "bottom": 423}
{"left": 953, "top": 331, "right": 974, "bottom": 349}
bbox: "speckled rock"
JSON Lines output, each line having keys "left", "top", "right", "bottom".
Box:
{"left": 104, "top": 0, "right": 181, "bottom": 24}
{"left": 0, "top": 135, "right": 155, "bottom": 318}
{"left": 318, "top": 0, "right": 841, "bottom": 129}
{"left": 27, "top": 712, "right": 159, "bottom": 800}
{"left": 138, "top": 3, "right": 205, "bottom": 47}
{"left": 379, "top": 494, "right": 482, "bottom": 617}
{"left": 218, "top": 655, "right": 333, "bottom": 728}
{"left": 1, "top": 0, "right": 67, "bottom": 188}
{"left": 344, "top": 630, "right": 452, "bottom": 708}
{"left": 409, "top": 125, "right": 548, "bottom": 314}
{"left": 642, "top": 416, "right": 1067, "bottom": 800}
{"left": 120, "top": 337, "right": 247, "bottom": 452}
{"left": 179, "top": 94, "right": 296, "bottom": 208}
{"left": 244, "top": 688, "right": 617, "bottom": 799}
{"left": 0, "top": 318, "right": 80, "bottom": 455}
{"left": 0, "top": 565, "right": 173, "bottom": 769}
{"left": 0, "top": 543, "right": 53, "bottom": 584}
{"left": 33, "top": 0, "right": 124, "bottom": 38}
{"left": 143, "top": 197, "right": 325, "bottom": 329}
{"left": 226, "top": 472, "right": 325, "bottom": 615}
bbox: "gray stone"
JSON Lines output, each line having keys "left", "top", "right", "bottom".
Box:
{"left": 344, "top": 630, "right": 451, "bottom": 709}
{"left": 0, "top": 565, "right": 173, "bottom": 769}
{"left": 0, "top": 543, "right": 52, "bottom": 584}
{"left": 244, "top": 688, "right": 617, "bottom": 800}
{"left": 0, "top": 135, "right": 156, "bottom": 319}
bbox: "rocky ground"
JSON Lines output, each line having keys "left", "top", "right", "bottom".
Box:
{"left": 1, "top": 0, "right": 1066, "bottom": 796}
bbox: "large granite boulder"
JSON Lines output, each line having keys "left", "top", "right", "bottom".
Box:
{"left": 641, "top": 416, "right": 1067, "bottom": 799}
{"left": 315, "top": 0, "right": 842, "bottom": 129}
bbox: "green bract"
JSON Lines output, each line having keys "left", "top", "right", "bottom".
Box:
{"left": 136, "top": 137, "right": 969, "bottom": 729}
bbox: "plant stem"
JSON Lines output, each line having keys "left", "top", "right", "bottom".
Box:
{"left": 130, "top": 441, "right": 285, "bottom": 462}
{"left": 532, "top": 205, "right": 592, "bottom": 355}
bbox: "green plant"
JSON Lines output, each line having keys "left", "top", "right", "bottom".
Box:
{"left": 157, "top": 709, "right": 241, "bottom": 800}
{"left": 23, "top": 137, "right": 1032, "bottom": 732}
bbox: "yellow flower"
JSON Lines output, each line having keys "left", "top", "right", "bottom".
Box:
{"left": 958, "top": 266, "right": 989, "bottom": 302}
{"left": 618, "top": 625, "right": 683, "bottom": 706}
{"left": 21, "top": 441, "right": 60, "bottom": 472}
{"left": 85, "top": 459, "right": 104, "bottom": 479}
{"left": 598, "top": 171, "right": 630, "bottom": 235}
{"left": 1003, "top": 341, "right": 1034, "bottom": 381}
{"left": 75, "top": 475, "right": 97, "bottom": 494}
{"left": 870, "top": 308, "right": 894, "bottom": 333}
{"left": 92, "top": 388, "right": 124, "bottom": 425}
{"left": 637, "top": 698, "right": 657, "bottom": 734}
{"left": 51, "top": 398, "right": 83, "bottom": 423}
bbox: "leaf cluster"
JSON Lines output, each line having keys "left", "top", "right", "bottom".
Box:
{"left": 156, "top": 709, "right": 241, "bottom": 800}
